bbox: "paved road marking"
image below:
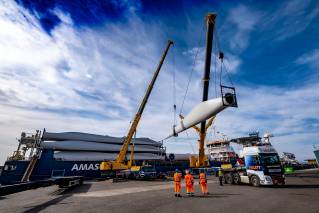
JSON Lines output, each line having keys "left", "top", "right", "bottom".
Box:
{"left": 74, "top": 180, "right": 217, "bottom": 197}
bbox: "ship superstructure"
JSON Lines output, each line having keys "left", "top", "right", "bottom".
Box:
{"left": 206, "top": 140, "right": 236, "bottom": 166}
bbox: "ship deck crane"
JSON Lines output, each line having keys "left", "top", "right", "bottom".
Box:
{"left": 100, "top": 40, "right": 173, "bottom": 172}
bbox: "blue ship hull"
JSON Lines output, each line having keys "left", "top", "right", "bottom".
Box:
{"left": 0, "top": 150, "right": 102, "bottom": 185}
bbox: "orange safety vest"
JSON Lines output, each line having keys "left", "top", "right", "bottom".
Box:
{"left": 174, "top": 173, "right": 181, "bottom": 182}
{"left": 185, "top": 174, "right": 194, "bottom": 186}
{"left": 199, "top": 173, "right": 207, "bottom": 184}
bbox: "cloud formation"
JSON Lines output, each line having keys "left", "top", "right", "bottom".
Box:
{"left": 265, "top": 0, "right": 319, "bottom": 40}
{"left": 0, "top": 1, "right": 318, "bottom": 164}
{"left": 295, "top": 49, "right": 319, "bottom": 70}
{"left": 226, "top": 5, "right": 261, "bottom": 52}
{"left": 0, "top": 1, "right": 180, "bottom": 163}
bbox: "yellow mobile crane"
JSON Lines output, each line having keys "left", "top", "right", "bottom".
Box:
{"left": 189, "top": 13, "right": 237, "bottom": 168}
{"left": 175, "top": 14, "right": 215, "bottom": 168}
{"left": 100, "top": 40, "right": 173, "bottom": 173}
{"left": 180, "top": 13, "right": 217, "bottom": 168}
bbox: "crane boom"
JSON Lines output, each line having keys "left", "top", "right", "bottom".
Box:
{"left": 166, "top": 13, "right": 237, "bottom": 168}
{"left": 100, "top": 40, "right": 173, "bottom": 171}
{"left": 197, "top": 13, "right": 216, "bottom": 167}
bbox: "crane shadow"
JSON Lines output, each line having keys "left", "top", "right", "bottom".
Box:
{"left": 23, "top": 194, "right": 72, "bottom": 213}
{"left": 55, "top": 183, "right": 92, "bottom": 195}
{"left": 23, "top": 183, "right": 92, "bottom": 213}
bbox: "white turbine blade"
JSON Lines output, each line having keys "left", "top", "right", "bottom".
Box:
{"left": 165, "top": 93, "right": 235, "bottom": 139}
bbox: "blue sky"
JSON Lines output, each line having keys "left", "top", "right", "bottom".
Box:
{"left": 0, "top": 0, "right": 318, "bottom": 163}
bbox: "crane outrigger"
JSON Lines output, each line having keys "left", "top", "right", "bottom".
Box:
{"left": 100, "top": 40, "right": 173, "bottom": 174}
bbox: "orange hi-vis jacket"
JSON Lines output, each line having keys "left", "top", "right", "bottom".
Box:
{"left": 174, "top": 172, "right": 182, "bottom": 182}
{"left": 199, "top": 173, "right": 207, "bottom": 184}
{"left": 184, "top": 174, "right": 194, "bottom": 186}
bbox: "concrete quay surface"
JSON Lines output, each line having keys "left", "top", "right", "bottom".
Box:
{"left": 1, "top": 173, "right": 318, "bottom": 213}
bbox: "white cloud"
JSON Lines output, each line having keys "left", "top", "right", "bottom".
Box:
{"left": 295, "top": 49, "right": 319, "bottom": 69}
{"left": 0, "top": 1, "right": 168, "bottom": 117}
{"left": 0, "top": 1, "right": 180, "bottom": 164}
{"left": 265, "top": 0, "right": 319, "bottom": 40}
{"left": 226, "top": 5, "right": 261, "bottom": 52}
{"left": 183, "top": 47, "right": 241, "bottom": 75}
{"left": 0, "top": 1, "right": 317, "bottom": 165}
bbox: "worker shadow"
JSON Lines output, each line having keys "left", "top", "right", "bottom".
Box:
{"left": 184, "top": 193, "right": 240, "bottom": 199}
{"left": 22, "top": 183, "right": 92, "bottom": 213}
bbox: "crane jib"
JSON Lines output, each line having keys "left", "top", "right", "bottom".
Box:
{"left": 112, "top": 40, "right": 174, "bottom": 167}
{"left": 138, "top": 40, "right": 174, "bottom": 114}
{"left": 200, "top": 13, "right": 216, "bottom": 134}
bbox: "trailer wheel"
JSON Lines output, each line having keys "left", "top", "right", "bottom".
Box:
{"left": 232, "top": 173, "right": 240, "bottom": 185}
{"left": 250, "top": 175, "right": 260, "bottom": 187}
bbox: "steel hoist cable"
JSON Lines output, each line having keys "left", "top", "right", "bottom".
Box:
{"left": 179, "top": 23, "right": 205, "bottom": 116}
{"left": 171, "top": 44, "right": 178, "bottom": 144}
{"left": 213, "top": 28, "right": 219, "bottom": 98}
{"left": 221, "top": 58, "right": 235, "bottom": 87}
{"left": 214, "top": 21, "right": 235, "bottom": 88}
{"left": 172, "top": 44, "right": 177, "bottom": 127}
{"left": 184, "top": 129, "right": 196, "bottom": 154}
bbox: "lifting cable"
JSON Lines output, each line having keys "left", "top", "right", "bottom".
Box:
{"left": 219, "top": 51, "right": 224, "bottom": 86}
{"left": 179, "top": 23, "right": 205, "bottom": 116}
{"left": 185, "top": 129, "right": 196, "bottom": 154}
{"left": 172, "top": 44, "right": 177, "bottom": 127}
{"left": 221, "top": 57, "right": 235, "bottom": 87}
{"left": 213, "top": 28, "right": 219, "bottom": 98}
{"left": 213, "top": 22, "right": 235, "bottom": 88}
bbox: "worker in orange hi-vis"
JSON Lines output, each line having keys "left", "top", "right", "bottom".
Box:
{"left": 173, "top": 169, "right": 182, "bottom": 197}
{"left": 184, "top": 170, "right": 194, "bottom": 196}
{"left": 199, "top": 169, "right": 209, "bottom": 195}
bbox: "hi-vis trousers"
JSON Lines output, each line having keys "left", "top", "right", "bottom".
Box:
{"left": 174, "top": 182, "right": 181, "bottom": 194}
